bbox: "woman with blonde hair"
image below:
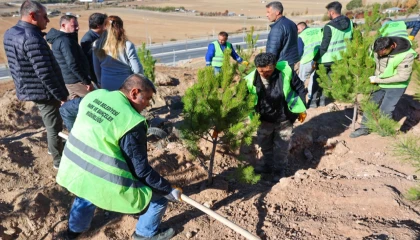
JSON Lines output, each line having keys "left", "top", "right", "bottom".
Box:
{"left": 93, "top": 15, "right": 144, "bottom": 90}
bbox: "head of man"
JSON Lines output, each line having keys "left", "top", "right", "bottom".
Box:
{"left": 89, "top": 13, "right": 107, "bottom": 34}
{"left": 297, "top": 22, "right": 307, "bottom": 34}
{"left": 218, "top": 31, "right": 228, "bottom": 45}
{"left": 20, "top": 0, "right": 49, "bottom": 30}
{"left": 119, "top": 74, "right": 156, "bottom": 113}
{"left": 60, "top": 15, "right": 79, "bottom": 33}
{"left": 254, "top": 53, "right": 277, "bottom": 79}
{"left": 374, "top": 37, "right": 396, "bottom": 57}
{"left": 266, "top": 1, "right": 283, "bottom": 23}
{"left": 325, "top": 1, "right": 342, "bottom": 20}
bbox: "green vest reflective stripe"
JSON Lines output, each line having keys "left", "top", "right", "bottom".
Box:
{"left": 299, "top": 28, "right": 323, "bottom": 64}
{"left": 56, "top": 90, "right": 152, "bottom": 214}
{"left": 319, "top": 22, "right": 353, "bottom": 63}
{"left": 245, "top": 61, "right": 307, "bottom": 114}
{"left": 380, "top": 21, "right": 409, "bottom": 40}
{"left": 378, "top": 48, "right": 417, "bottom": 89}
{"left": 211, "top": 41, "right": 232, "bottom": 67}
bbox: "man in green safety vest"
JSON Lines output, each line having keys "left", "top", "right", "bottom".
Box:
{"left": 205, "top": 31, "right": 247, "bottom": 74}
{"left": 350, "top": 37, "right": 416, "bottom": 138}
{"left": 245, "top": 53, "right": 307, "bottom": 181}
{"left": 310, "top": 1, "right": 353, "bottom": 108}
{"left": 380, "top": 18, "right": 420, "bottom": 42}
{"left": 56, "top": 74, "right": 181, "bottom": 240}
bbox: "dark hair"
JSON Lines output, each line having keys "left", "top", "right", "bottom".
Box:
{"left": 326, "top": 1, "right": 342, "bottom": 14}
{"left": 20, "top": 0, "right": 44, "bottom": 17}
{"left": 120, "top": 74, "right": 156, "bottom": 94}
{"left": 266, "top": 1, "right": 284, "bottom": 14}
{"left": 373, "top": 37, "right": 394, "bottom": 52}
{"left": 297, "top": 22, "right": 307, "bottom": 28}
{"left": 254, "top": 53, "right": 277, "bottom": 67}
{"left": 219, "top": 31, "right": 228, "bottom": 38}
{"left": 89, "top": 13, "right": 107, "bottom": 29}
{"left": 60, "top": 14, "right": 77, "bottom": 25}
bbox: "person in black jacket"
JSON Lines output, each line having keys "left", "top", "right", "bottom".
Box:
{"left": 46, "top": 14, "right": 93, "bottom": 99}
{"left": 81, "top": 13, "right": 107, "bottom": 86}
{"left": 265, "top": 1, "right": 299, "bottom": 68}
{"left": 3, "top": 0, "right": 69, "bottom": 169}
{"left": 250, "top": 53, "right": 307, "bottom": 181}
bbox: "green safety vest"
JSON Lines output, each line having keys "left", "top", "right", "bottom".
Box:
{"left": 56, "top": 89, "right": 152, "bottom": 214}
{"left": 380, "top": 21, "right": 409, "bottom": 40}
{"left": 299, "top": 27, "right": 323, "bottom": 64}
{"left": 211, "top": 41, "right": 232, "bottom": 67}
{"left": 245, "top": 61, "right": 307, "bottom": 114}
{"left": 319, "top": 22, "right": 353, "bottom": 63}
{"left": 378, "top": 48, "right": 417, "bottom": 89}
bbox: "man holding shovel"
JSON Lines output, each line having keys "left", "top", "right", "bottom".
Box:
{"left": 56, "top": 74, "right": 181, "bottom": 240}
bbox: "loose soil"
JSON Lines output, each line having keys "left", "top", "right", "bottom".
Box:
{"left": 1, "top": 64, "right": 420, "bottom": 240}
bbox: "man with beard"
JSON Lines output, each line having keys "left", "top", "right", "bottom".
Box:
{"left": 47, "top": 14, "right": 93, "bottom": 99}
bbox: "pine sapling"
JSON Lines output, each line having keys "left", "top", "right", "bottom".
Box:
{"left": 137, "top": 43, "right": 156, "bottom": 82}
{"left": 181, "top": 49, "right": 260, "bottom": 185}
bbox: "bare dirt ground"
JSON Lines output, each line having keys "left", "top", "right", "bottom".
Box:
{"left": 1, "top": 64, "right": 420, "bottom": 240}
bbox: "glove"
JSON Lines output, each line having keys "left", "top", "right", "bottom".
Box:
{"left": 242, "top": 61, "right": 249, "bottom": 66}
{"left": 409, "top": 35, "right": 415, "bottom": 41}
{"left": 369, "top": 76, "right": 376, "bottom": 84}
{"left": 165, "top": 187, "right": 182, "bottom": 202}
{"left": 298, "top": 112, "right": 307, "bottom": 123}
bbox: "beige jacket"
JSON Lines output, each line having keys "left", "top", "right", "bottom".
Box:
{"left": 374, "top": 52, "right": 415, "bottom": 84}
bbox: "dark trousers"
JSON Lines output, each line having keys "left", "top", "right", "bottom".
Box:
{"left": 310, "top": 65, "right": 331, "bottom": 106}
{"left": 34, "top": 99, "right": 63, "bottom": 165}
{"left": 361, "top": 88, "right": 406, "bottom": 128}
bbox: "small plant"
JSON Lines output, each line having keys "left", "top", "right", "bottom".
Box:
{"left": 361, "top": 100, "right": 399, "bottom": 137}
{"left": 230, "top": 165, "right": 261, "bottom": 184}
{"left": 137, "top": 43, "right": 156, "bottom": 82}
{"left": 170, "top": 38, "right": 177, "bottom": 41}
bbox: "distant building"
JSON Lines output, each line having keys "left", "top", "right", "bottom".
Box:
{"left": 228, "top": 12, "right": 236, "bottom": 16}
{"left": 383, "top": 7, "right": 405, "bottom": 14}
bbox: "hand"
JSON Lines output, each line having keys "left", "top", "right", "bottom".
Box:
{"left": 60, "top": 99, "right": 67, "bottom": 106}
{"left": 165, "top": 187, "right": 182, "bottom": 202}
{"left": 86, "top": 83, "right": 94, "bottom": 92}
{"left": 409, "top": 35, "right": 415, "bottom": 41}
{"left": 311, "top": 61, "right": 317, "bottom": 70}
{"left": 298, "top": 112, "right": 307, "bottom": 123}
{"left": 369, "top": 76, "right": 376, "bottom": 84}
{"left": 242, "top": 61, "right": 249, "bottom": 66}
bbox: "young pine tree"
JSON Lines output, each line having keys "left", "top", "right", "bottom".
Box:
{"left": 137, "top": 43, "right": 157, "bottom": 82}
{"left": 317, "top": 4, "right": 398, "bottom": 135}
{"left": 235, "top": 26, "right": 259, "bottom": 76}
{"left": 181, "top": 50, "right": 260, "bottom": 184}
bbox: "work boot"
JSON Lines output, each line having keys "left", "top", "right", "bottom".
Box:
{"left": 307, "top": 92, "right": 318, "bottom": 108}
{"left": 349, "top": 128, "right": 369, "bottom": 138}
{"left": 254, "top": 164, "right": 272, "bottom": 174}
{"left": 132, "top": 228, "right": 175, "bottom": 240}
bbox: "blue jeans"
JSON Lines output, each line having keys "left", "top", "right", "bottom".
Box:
{"left": 68, "top": 194, "right": 168, "bottom": 237}
{"left": 213, "top": 66, "right": 221, "bottom": 75}
{"left": 59, "top": 98, "right": 82, "bottom": 132}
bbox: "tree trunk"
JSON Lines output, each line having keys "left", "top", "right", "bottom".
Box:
{"left": 352, "top": 101, "right": 358, "bottom": 131}
{"left": 207, "top": 137, "right": 218, "bottom": 185}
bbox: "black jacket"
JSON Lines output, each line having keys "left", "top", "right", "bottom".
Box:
{"left": 46, "top": 28, "right": 91, "bottom": 85}
{"left": 3, "top": 21, "right": 68, "bottom": 101}
{"left": 81, "top": 29, "right": 100, "bottom": 84}
{"left": 253, "top": 69, "right": 307, "bottom": 123}
{"left": 314, "top": 15, "right": 352, "bottom": 66}
{"left": 266, "top": 16, "right": 299, "bottom": 65}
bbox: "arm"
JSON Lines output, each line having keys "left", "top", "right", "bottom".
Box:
{"left": 405, "top": 21, "right": 420, "bottom": 37}
{"left": 24, "top": 38, "right": 68, "bottom": 101}
{"left": 297, "top": 37, "right": 304, "bottom": 59}
{"left": 120, "top": 122, "right": 172, "bottom": 195}
{"left": 313, "top": 26, "right": 332, "bottom": 61}
{"left": 205, "top": 43, "right": 215, "bottom": 66}
{"left": 266, "top": 25, "right": 283, "bottom": 60}
{"left": 92, "top": 42, "right": 102, "bottom": 86}
{"left": 126, "top": 41, "right": 144, "bottom": 74}
{"left": 376, "top": 53, "right": 415, "bottom": 84}
{"left": 230, "top": 46, "right": 243, "bottom": 63}
{"left": 60, "top": 38, "right": 91, "bottom": 85}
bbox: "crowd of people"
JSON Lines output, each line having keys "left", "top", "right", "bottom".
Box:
{"left": 3, "top": 0, "right": 419, "bottom": 239}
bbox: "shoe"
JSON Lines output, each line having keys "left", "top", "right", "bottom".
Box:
{"left": 65, "top": 229, "right": 82, "bottom": 240}
{"left": 53, "top": 161, "right": 60, "bottom": 170}
{"left": 254, "top": 164, "right": 272, "bottom": 174}
{"left": 349, "top": 128, "right": 369, "bottom": 138}
{"left": 272, "top": 169, "right": 286, "bottom": 183}
{"left": 132, "top": 228, "right": 175, "bottom": 240}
